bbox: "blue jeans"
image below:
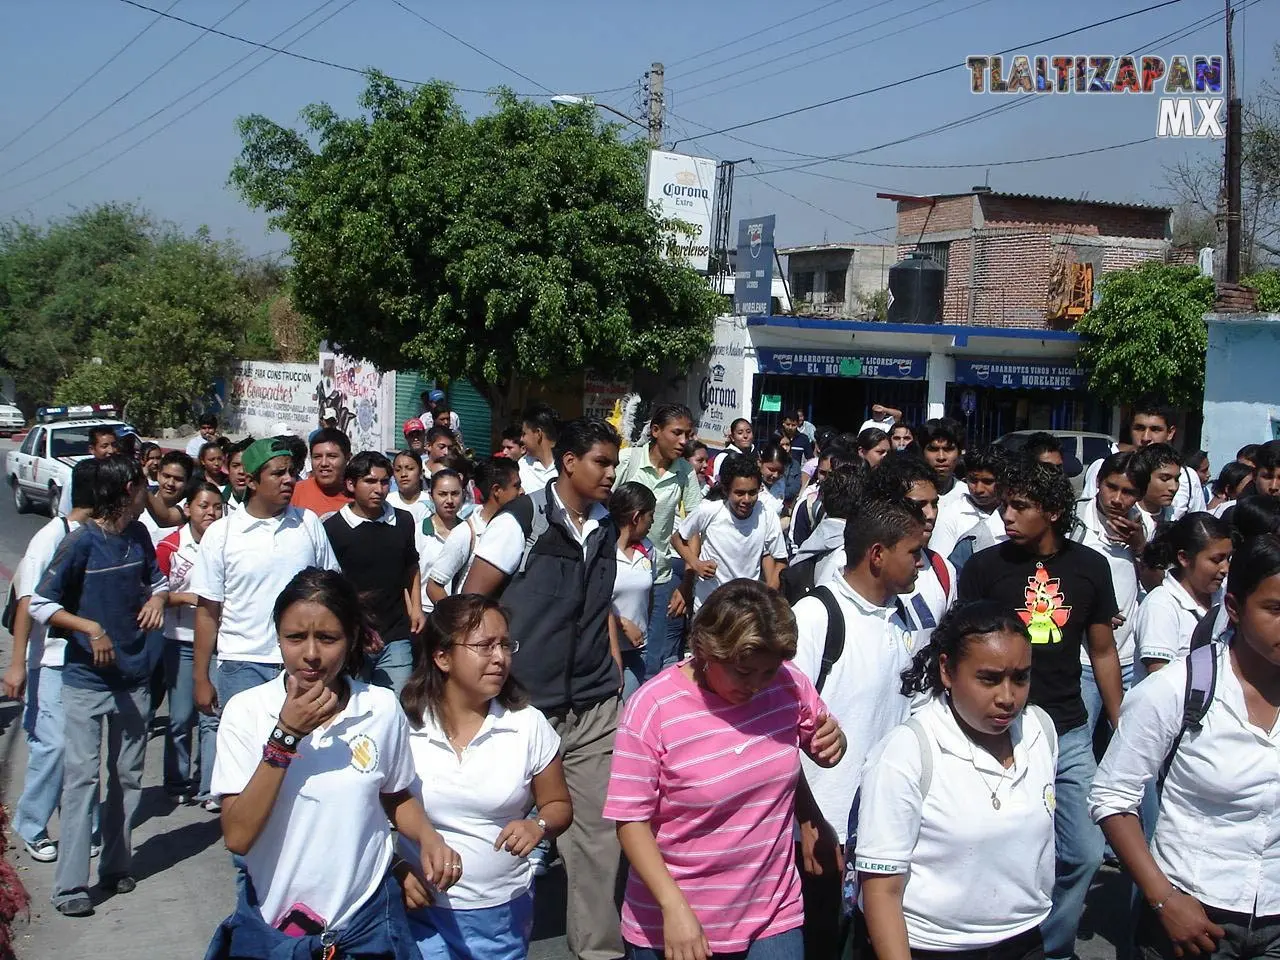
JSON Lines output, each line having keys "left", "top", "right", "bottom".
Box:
{"left": 621, "top": 649, "right": 646, "bottom": 701}
{"left": 645, "top": 567, "right": 687, "bottom": 680}
{"left": 627, "top": 927, "right": 803, "bottom": 960}
{"left": 1042, "top": 721, "right": 1105, "bottom": 960}
{"left": 408, "top": 891, "right": 534, "bottom": 960}
{"left": 1080, "top": 660, "right": 1134, "bottom": 736}
{"left": 14, "top": 665, "right": 100, "bottom": 846}
{"left": 366, "top": 638, "right": 414, "bottom": 697}
{"left": 164, "top": 642, "right": 200, "bottom": 795}
{"left": 209, "top": 660, "right": 282, "bottom": 798}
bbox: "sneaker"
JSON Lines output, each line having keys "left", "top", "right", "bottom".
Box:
{"left": 55, "top": 895, "right": 94, "bottom": 917}
{"left": 100, "top": 875, "right": 136, "bottom": 895}
{"left": 23, "top": 836, "right": 57, "bottom": 863}
{"left": 202, "top": 798, "right": 221, "bottom": 813}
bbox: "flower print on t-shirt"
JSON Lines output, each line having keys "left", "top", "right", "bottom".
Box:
{"left": 1018, "top": 564, "right": 1072, "bottom": 646}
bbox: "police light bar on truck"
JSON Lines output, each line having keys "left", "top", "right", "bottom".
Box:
{"left": 36, "top": 403, "right": 119, "bottom": 423}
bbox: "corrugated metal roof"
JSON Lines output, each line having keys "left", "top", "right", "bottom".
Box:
{"left": 918, "top": 190, "right": 1170, "bottom": 214}
{"left": 778, "top": 242, "right": 894, "bottom": 255}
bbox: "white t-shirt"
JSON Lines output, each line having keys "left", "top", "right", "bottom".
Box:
{"left": 185, "top": 434, "right": 210, "bottom": 458}
{"left": 475, "top": 487, "right": 608, "bottom": 576}
{"left": 856, "top": 696, "right": 1057, "bottom": 950}
{"left": 139, "top": 506, "right": 184, "bottom": 548}
{"left": 1134, "top": 574, "right": 1209, "bottom": 666}
{"left": 386, "top": 491, "right": 430, "bottom": 528}
{"left": 931, "top": 496, "right": 1006, "bottom": 561}
{"left": 1073, "top": 498, "right": 1140, "bottom": 665}
{"left": 400, "top": 702, "right": 560, "bottom": 909}
{"left": 157, "top": 525, "right": 201, "bottom": 643}
{"left": 676, "top": 499, "right": 788, "bottom": 612}
{"left": 516, "top": 455, "right": 557, "bottom": 497}
{"left": 938, "top": 478, "right": 969, "bottom": 508}
{"left": 427, "top": 514, "right": 487, "bottom": 597}
{"left": 211, "top": 676, "right": 418, "bottom": 931}
{"left": 14, "top": 516, "right": 81, "bottom": 668}
{"left": 792, "top": 575, "right": 916, "bottom": 842}
{"left": 859, "top": 415, "right": 896, "bottom": 434}
{"left": 191, "top": 506, "right": 339, "bottom": 663}
{"left": 613, "top": 542, "right": 655, "bottom": 640}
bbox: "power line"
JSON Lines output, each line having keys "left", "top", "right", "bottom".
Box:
{"left": 670, "top": 0, "right": 1189, "bottom": 144}
{"left": 110, "top": 0, "right": 544, "bottom": 96}
{"left": 1, "top": 0, "right": 353, "bottom": 203}
{"left": 666, "top": 0, "right": 846, "bottom": 68}
{"left": 0, "top": 0, "right": 184, "bottom": 156}
{"left": 2, "top": 0, "right": 254, "bottom": 180}
{"left": 755, "top": 177, "right": 890, "bottom": 236}
{"left": 385, "top": 0, "right": 554, "bottom": 95}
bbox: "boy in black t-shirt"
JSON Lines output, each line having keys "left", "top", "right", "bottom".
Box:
{"left": 323, "top": 451, "right": 422, "bottom": 695}
{"left": 957, "top": 461, "right": 1122, "bottom": 960}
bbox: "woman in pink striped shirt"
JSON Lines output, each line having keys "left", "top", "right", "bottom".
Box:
{"left": 605, "top": 578, "right": 846, "bottom": 960}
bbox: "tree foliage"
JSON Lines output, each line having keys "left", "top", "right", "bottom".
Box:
{"left": 0, "top": 204, "right": 289, "bottom": 429}
{"left": 230, "top": 74, "right": 724, "bottom": 429}
{"left": 1244, "top": 269, "right": 1280, "bottom": 311}
{"left": 1075, "top": 262, "right": 1214, "bottom": 408}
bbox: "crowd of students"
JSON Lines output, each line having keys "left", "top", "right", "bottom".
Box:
{"left": 4, "top": 393, "right": 1280, "bottom": 960}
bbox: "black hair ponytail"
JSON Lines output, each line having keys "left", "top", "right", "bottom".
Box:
{"left": 900, "top": 600, "right": 1032, "bottom": 697}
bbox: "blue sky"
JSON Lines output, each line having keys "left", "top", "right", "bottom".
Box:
{"left": 0, "top": 0, "right": 1272, "bottom": 255}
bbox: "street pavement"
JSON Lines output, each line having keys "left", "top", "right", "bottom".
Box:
{"left": 0, "top": 438, "right": 1127, "bottom": 959}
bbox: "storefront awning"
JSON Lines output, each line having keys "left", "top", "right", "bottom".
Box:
{"left": 756, "top": 348, "right": 927, "bottom": 380}
{"left": 954, "top": 359, "right": 1086, "bottom": 391}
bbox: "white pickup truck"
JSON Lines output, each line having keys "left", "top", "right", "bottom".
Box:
{"left": 6, "top": 405, "right": 130, "bottom": 515}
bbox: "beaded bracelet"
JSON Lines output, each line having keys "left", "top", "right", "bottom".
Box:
{"left": 262, "top": 741, "right": 296, "bottom": 769}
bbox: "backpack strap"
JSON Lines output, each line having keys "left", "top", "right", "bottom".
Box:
{"left": 813, "top": 584, "right": 845, "bottom": 694}
{"left": 1189, "top": 603, "right": 1221, "bottom": 651}
{"left": 1158, "top": 642, "right": 1219, "bottom": 792}
{"left": 904, "top": 717, "right": 934, "bottom": 799}
{"left": 1026, "top": 704, "right": 1058, "bottom": 757}
{"left": 927, "top": 549, "right": 950, "bottom": 599}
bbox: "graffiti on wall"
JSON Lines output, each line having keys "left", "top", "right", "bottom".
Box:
{"left": 318, "top": 353, "right": 387, "bottom": 454}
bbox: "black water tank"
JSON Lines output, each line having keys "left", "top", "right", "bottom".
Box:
{"left": 887, "top": 250, "right": 946, "bottom": 325}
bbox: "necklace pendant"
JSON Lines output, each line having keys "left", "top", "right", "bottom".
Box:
{"left": 991, "top": 793, "right": 1001, "bottom": 810}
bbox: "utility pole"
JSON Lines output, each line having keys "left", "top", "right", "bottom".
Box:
{"left": 647, "top": 62, "right": 664, "bottom": 148}
{"left": 1224, "top": 2, "right": 1243, "bottom": 282}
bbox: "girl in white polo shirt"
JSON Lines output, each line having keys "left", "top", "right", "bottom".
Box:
{"left": 856, "top": 601, "right": 1058, "bottom": 960}
{"left": 398, "top": 594, "right": 572, "bottom": 960}
{"left": 1134, "top": 513, "right": 1233, "bottom": 673}
{"left": 1091, "top": 534, "right": 1280, "bottom": 960}
{"left": 207, "top": 568, "right": 458, "bottom": 960}
{"left": 609, "top": 481, "right": 658, "bottom": 699}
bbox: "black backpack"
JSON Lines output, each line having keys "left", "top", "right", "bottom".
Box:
{"left": 781, "top": 548, "right": 835, "bottom": 605}
{"left": 1157, "top": 604, "right": 1222, "bottom": 790}
{"left": 809, "top": 585, "right": 845, "bottom": 694}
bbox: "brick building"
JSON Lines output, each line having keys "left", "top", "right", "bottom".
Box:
{"left": 778, "top": 242, "right": 893, "bottom": 318}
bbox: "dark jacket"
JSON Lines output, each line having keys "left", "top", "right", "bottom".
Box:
{"left": 500, "top": 482, "right": 619, "bottom": 712}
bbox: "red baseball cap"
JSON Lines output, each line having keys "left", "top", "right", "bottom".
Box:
{"left": 403, "top": 418, "right": 427, "bottom": 436}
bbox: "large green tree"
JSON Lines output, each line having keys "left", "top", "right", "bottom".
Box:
{"left": 1076, "top": 262, "right": 1215, "bottom": 408}
{"left": 230, "top": 74, "right": 723, "bottom": 433}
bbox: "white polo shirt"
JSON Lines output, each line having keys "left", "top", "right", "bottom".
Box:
{"left": 898, "top": 554, "right": 957, "bottom": 650}
{"left": 676, "top": 499, "right": 788, "bottom": 613}
{"left": 15, "top": 516, "right": 80, "bottom": 668}
{"left": 516, "top": 455, "right": 557, "bottom": 497}
{"left": 613, "top": 542, "right": 655, "bottom": 640}
{"left": 792, "top": 575, "right": 916, "bottom": 842}
{"left": 931, "top": 495, "right": 1006, "bottom": 560}
{"left": 400, "top": 702, "right": 560, "bottom": 909}
{"left": 1134, "top": 573, "right": 1209, "bottom": 666}
{"left": 856, "top": 696, "right": 1057, "bottom": 949}
{"left": 427, "top": 514, "right": 486, "bottom": 596}
{"left": 475, "top": 486, "right": 608, "bottom": 575}
{"left": 1090, "top": 642, "right": 1280, "bottom": 915}
{"left": 212, "top": 676, "right": 417, "bottom": 930}
{"left": 417, "top": 517, "right": 456, "bottom": 612}
{"left": 191, "top": 505, "right": 339, "bottom": 663}
{"left": 386, "top": 490, "right": 430, "bottom": 528}
{"left": 1073, "top": 498, "right": 1141, "bottom": 666}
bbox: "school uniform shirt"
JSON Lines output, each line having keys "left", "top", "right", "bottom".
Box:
{"left": 400, "top": 703, "right": 560, "bottom": 909}
{"left": 156, "top": 525, "right": 201, "bottom": 643}
{"left": 938, "top": 477, "right": 970, "bottom": 508}
{"left": 710, "top": 444, "right": 753, "bottom": 482}
{"left": 614, "top": 447, "right": 703, "bottom": 585}
{"left": 14, "top": 516, "right": 80, "bottom": 668}
{"left": 1073, "top": 498, "right": 1141, "bottom": 666}
{"left": 792, "top": 576, "right": 915, "bottom": 841}
{"left": 759, "top": 480, "right": 786, "bottom": 517}
{"left": 676, "top": 499, "right": 788, "bottom": 613}
{"left": 1083, "top": 455, "right": 1206, "bottom": 520}
{"left": 516, "top": 455, "right": 557, "bottom": 497}
{"left": 856, "top": 696, "right": 1057, "bottom": 950}
{"left": 613, "top": 541, "right": 656, "bottom": 643}
{"left": 222, "top": 484, "right": 247, "bottom": 516}
{"left": 1090, "top": 642, "right": 1280, "bottom": 914}
{"left": 931, "top": 495, "right": 1006, "bottom": 561}
{"left": 185, "top": 434, "right": 209, "bottom": 458}
{"left": 957, "top": 540, "right": 1119, "bottom": 734}
{"left": 191, "top": 506, "right": 339, "bottom": 663}
{"left": 211, "top": 676, "right": 418, "bottom": 931}
{"left": 139, "top": 507, "right": 184, "bottom": 548}
{"left": 1133, "top": 573, "right": 1210, "bottom": 666}
{"left": 325, "top": 505, "right": 419, "bottom": 641}
{"left": 289, "top": 477, "right": 351, "bottom": 519}
{"left": 385, "top": 490, "right": 430, "bottom": 528}
{"left": 859, "top": 414, "right": 896, "bottom": 434}
{"left": 898, "top": 553, "right": 958, "bottom": 650}
{"left": 604, "top": 662, "right": 823, "bottom": 954}
{"left": 477, "top": 486, "right": 609, "bottom": 576}
{"left": 418, "top": 517, "right": 464, "bottom": 612}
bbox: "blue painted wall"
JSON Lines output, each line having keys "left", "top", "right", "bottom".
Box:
{"left": 1202, "top": 314, "right": 1280, "bottom": 471}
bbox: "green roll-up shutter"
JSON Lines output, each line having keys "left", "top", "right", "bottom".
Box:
{"left": 395, "top": 371, "right": 434, "bottom": 428}
{"left": 448, "top": 379, "right": 492, "bottom": 456}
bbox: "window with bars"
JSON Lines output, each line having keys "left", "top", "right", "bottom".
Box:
{"left": 918, "top": 242, "right": 950, "bottom": 280}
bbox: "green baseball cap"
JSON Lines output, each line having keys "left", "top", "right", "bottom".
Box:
{"left": 241, "top": 438, "right": 293, "bottom": 477}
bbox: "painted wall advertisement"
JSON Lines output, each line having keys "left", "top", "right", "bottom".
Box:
{"left": 687, "top": 317, "right": 750, "bottom": 446}
{"left": 646, "top": 150, "right": 717, "bottom": 273}
{"left": 221, "top": 361, "right": 317, "bottom": 440}
{"left": 318, "top": 350, "right": 397, "bottom": 454}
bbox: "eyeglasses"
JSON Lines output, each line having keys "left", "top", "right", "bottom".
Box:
{"left": 457, "top": 639, "right": 520, "bottom": 657}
